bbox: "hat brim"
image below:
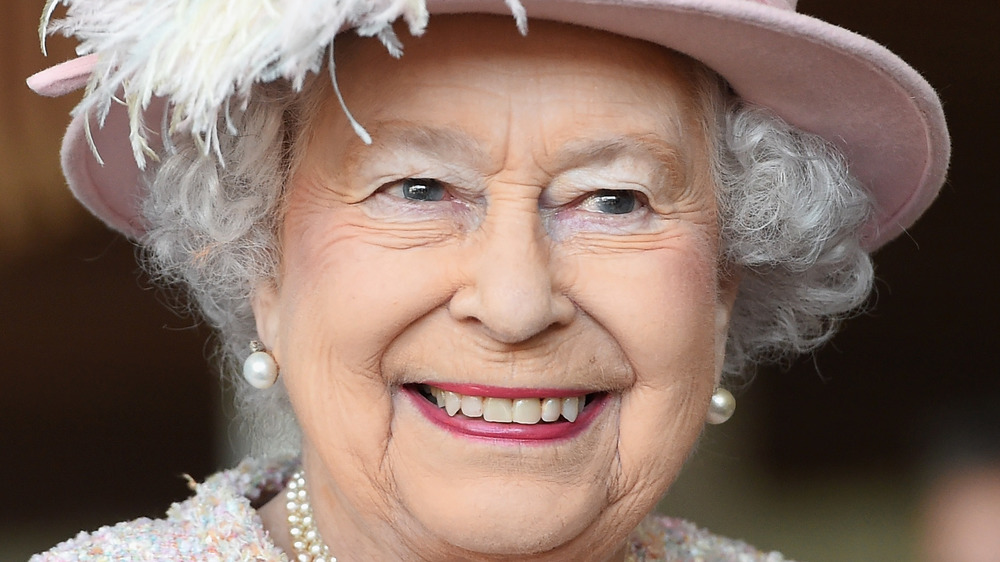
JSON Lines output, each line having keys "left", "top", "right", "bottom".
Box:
{"left": 58, "top": 0, "right": 950, "bottom": 249}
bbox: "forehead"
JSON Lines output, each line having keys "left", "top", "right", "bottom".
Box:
{"left": 296, "top": 15, "right": 713, "bottom": 174}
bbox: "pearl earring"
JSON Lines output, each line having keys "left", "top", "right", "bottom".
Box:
{"left": 706, "top": 387, "right": 736, "bottom": 424}
{"left": 243, "top": 340, "right": 278, "bottom": 389}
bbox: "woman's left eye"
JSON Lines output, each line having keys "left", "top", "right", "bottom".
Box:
{"left": 579, "top": 189, "right": 640, "bottom": 215}
{"left": 393, "top": 178, "right": 448, "bottom": 202}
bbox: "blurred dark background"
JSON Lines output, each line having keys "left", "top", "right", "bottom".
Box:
{"left": 2, "top": 1, "right": 997, "bottom": 560}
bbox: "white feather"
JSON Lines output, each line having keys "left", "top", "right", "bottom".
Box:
{"left": 41, "top": 0, "right": 509, "bottom": 167}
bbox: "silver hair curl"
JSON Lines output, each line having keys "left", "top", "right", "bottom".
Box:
{"left": 709, "top": 93, "right": 874, "bottom": 378}
{"left": 140, "top": 67, "right": 873, "bottom": 456}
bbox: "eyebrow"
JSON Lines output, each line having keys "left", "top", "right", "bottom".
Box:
{"left": 550, "top": 135, "right": 689, "bottom": 192}
{"left": 351, "top": 123, "right": 689, "bottom": 192}
{"left": 360, "top": 121, "right": 493, "bottom": 170}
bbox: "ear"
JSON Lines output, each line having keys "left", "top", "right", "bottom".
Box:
{"left": 251, "top": 281, "right": 281, "bottom": 352}
{"left": 714, "top": 269, "right": 741, "bottom": 384}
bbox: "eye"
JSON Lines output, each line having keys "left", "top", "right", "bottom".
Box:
{"left": 579, "top": 189, "right": 639, "bottom": 215}
{"left": 395, "top": 178, "right": 447, "bottom": 202}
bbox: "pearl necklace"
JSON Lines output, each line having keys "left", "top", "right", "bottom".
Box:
{"left": 285, "top": 470, "right": 337, "bottom": 562}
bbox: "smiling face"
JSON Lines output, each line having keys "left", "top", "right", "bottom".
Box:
{"left": 253, "top": 15, "right": 737, "bottom": 561}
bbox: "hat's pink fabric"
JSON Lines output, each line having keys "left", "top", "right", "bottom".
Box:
{"left": 28, "top": 0, "right": 949, "bottom": 249}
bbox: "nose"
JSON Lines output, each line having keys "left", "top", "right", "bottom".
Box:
{"left": 448, "top": 196, "right": 575, "bottom": 344}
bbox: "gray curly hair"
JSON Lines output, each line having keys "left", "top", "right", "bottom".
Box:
{"left": 140, "top": 55, "right": 872, "bottom": 455}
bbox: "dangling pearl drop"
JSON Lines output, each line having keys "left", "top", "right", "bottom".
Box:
{"left": 243, "top": 341, "right": 278, "bottom": 389}
{"left": 706, "top": 387, "right": 736, "bottom": 424}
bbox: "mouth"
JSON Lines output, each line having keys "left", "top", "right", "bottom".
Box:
{"left": 403, "top": 383, "right": 609, "bottom": 442}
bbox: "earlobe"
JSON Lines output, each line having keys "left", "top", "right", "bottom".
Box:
{"left": 714, "top": 270, "right": 741, "bottom": 383}
{"left": 251, "top": 282, "right": 281, "bottom": 351}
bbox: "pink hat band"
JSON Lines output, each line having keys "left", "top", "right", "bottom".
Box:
{"left": 28, "top": 0, "right": 949, "bottom": 249}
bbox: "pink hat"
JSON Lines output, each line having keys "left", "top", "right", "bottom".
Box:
{"left": 28, "top": 0, "right": 948, "bottom": 249}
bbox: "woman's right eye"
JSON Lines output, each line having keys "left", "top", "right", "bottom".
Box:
{"left": 388, "top": 178, "right": 448, "bottom": 202}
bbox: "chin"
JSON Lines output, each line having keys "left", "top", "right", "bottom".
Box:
{"left": 405, "top": 480, "right": 610, "bottom": 557}
{"left": 385, "top": 389, "right": 626, "bottom": 558}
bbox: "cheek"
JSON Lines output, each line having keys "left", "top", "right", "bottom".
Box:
{"left": 275, "top": 205, "right": 468, "bottom": 481}
{"left": 279, "top": 205, "right": 463, "bottom": 365}
{"left": 562, "top": 240, "right": 719, "bottom": 500}
{"left": 564, "top": 239, "right": 720, "bottom": 373}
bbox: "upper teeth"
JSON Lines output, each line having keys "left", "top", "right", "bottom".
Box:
{"left": 426, "top": 386, "right": 584, "bottom": 424}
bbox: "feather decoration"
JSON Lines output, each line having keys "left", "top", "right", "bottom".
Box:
{"left": 40, "top": 0, "right": 528, "bottom": 168}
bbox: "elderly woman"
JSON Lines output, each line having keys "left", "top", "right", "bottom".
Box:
{"left": 29, "top": 0, "right": 948, "bottom": 560}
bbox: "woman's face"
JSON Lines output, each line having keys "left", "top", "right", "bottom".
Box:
{"left": 253, "top": 16, "right": 737, "bottom": 561}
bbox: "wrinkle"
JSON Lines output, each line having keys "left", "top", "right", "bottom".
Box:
{"left": 352, "top": 221, "right": 460, "bottom": 250}
{"left": 565, "top": 226, "right": 709, "bottom": 255}
{"left": 383, "top": 309, "right": 633, "bottom": 391}
{"left": 549, "top": 134, "right": 689, "bottom": 199}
